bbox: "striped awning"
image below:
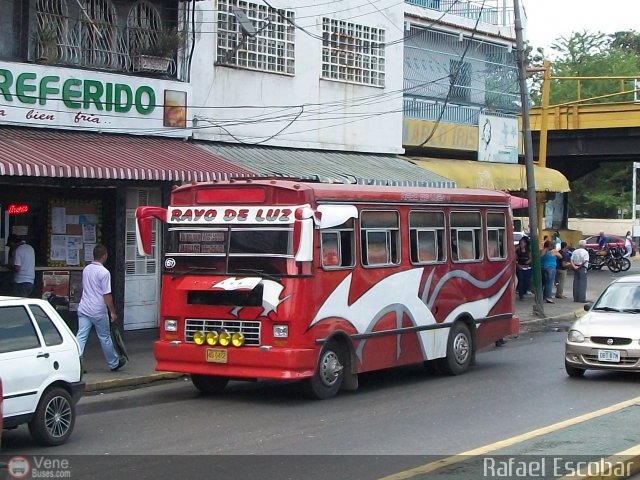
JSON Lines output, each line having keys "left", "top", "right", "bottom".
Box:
{"left": 198, "top": 143, "right": 456, "bottom": 188}
{"left": 0, "top": 127, "right": 255, "bottom": 182}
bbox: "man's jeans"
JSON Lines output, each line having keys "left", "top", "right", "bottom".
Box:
{"left": 76, "top": 313, "right": 120, "bottom": 370}
{"left": 14, "top": 282, "right": 34, "bottom": 297}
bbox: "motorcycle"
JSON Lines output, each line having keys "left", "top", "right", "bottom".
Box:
{"left": 587, "top": 246, "right": 630, "bottom": 272}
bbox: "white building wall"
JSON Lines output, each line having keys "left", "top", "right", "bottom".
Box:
{"left": 189, "top": 0, "right": 405, "bottom": 154}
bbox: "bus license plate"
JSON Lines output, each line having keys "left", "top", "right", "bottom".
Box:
{"left": 598, "top": 350, "right": 620, "bottom": 363}
{"left": 206, "top": 348, "right": 228, "bottom": 364}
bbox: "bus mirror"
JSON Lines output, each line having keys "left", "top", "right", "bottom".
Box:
{"left": 135, "top": 206, "right": 167, "bottom": 256}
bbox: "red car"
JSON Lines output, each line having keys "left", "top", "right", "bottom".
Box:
{"left": 584, "top": 235, "right": 636, "bottom": 256}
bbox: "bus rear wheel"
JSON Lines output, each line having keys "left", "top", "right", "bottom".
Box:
{"left": 191, "top": 374, "right": 229, "bottom": 394}
{"left": 303, "top": 340, "right": 345, "bottom": 400}
{"left": 438, "top": 322, "right": 473, "bottom": 375}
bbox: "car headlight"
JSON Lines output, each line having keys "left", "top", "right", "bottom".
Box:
{"left": 568, "top": 329, "right": 585, "bottom": 343}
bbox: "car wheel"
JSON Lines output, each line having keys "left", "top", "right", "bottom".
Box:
{"left": 302, "top": 340, "right": 345, "bottom": 399}
{"left": 191, "top": 375, "right": 229, "bottom": 394}
{"left": 565, "top": 362, "right": 585, "bottom": 378}
{"left": 438, "top": 322, "right": 473, "bottom": 375}
{"left": 28, "top": 387, "right": 75, "bottom": 446}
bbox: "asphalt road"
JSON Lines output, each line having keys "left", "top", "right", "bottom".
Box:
{"left": 3, "top": 265, "right": 640, "bottom": 480}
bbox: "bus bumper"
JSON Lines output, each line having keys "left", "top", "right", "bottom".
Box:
{"left": 154, "top": 341, "right": 318, "bottom": 380}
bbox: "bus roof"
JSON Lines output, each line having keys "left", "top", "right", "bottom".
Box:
{"left": 171, "top": 179, "right": 511, "bottom": 206}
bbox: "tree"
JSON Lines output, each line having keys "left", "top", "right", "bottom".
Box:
{"left": 526, "top": 31, "right": 640, "bottom": 218}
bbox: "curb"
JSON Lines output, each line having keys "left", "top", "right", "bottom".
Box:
{"left": 85, "top": 372, "right": 184, "bottom": 393}
{"left": 520, "top": 307, "right": 586, "bottom": 326}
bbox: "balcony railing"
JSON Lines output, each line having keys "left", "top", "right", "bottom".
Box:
{"left": 405, "top": 0, "right": 514, "bottom": 27}
{"left": 31, "top": 22, "right": 179, "bottom": 78}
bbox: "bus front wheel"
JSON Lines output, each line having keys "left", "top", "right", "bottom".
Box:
{"left": 438, "top": 322, "right": 473, "bottom": 375}
{"left": 303, "top": 340, "right": 345, "bottom": 400}
{"left": 191, "top": 374, "right": 229, "bottom": 394}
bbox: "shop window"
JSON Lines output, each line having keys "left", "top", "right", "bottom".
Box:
{"left": 487, "top": 212, "right": 507, "bottom": 260}
{"left": 29, "top": 304, "right": 63, "bottom": 346}
{"left": 409, "top": 210, "right": 445, "bottom": 264}
{"left": 321, "top": 219, "right": 355, "bottom": 269}
{"left": 0, "top": 306, "right": 40, "bottom": 353}
{"left": 450, "top": 211, "right": 482, "bottom": 262}
{"left": 361, "top": 210, "right": 399, "bottom": 266}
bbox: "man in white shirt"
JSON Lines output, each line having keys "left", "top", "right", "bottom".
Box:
{"left": 7, "top": 234, "right": 35, "bottom": 297}
{"left": 75, "top": 244, "right": 126, "bottom": 372}
{"left": 570, "top": 240, "right": 590, "bottom": 303}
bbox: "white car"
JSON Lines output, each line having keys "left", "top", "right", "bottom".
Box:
{"left": 565, "top": 275, "right": 640, "bottom": 377}
{"left": 0, "top": 297, "right": 84, "bottom": 446}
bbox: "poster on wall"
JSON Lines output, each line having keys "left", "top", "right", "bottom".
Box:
{"left": 478, "top": 113, "right": 519, "bottom": 164}
{"left": 48, "top": 199, "right": 101, "bottom": 268}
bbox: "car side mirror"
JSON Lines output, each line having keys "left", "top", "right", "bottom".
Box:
{"left": 584, "top": 302, "right": 593, "bottom": 311}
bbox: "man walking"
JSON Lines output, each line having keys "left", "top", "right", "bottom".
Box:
{"left": 76, "top": 245, "right": 126, "bottom": 372}
{"left": 7, "top": 234, "right": 35, "bottom": 297}
{"left": 570, "top": 240, "right": 590, "bottom": 303}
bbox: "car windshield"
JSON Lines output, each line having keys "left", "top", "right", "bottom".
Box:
{"left": 593, "top": 282, "right": 640, "bottom": 312}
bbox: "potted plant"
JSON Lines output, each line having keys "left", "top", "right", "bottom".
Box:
{"left": 33, "top": 26, "right": 60, "bottom": 64}
{"left": 132, "top": 28, "right": 184, "bottom": 72}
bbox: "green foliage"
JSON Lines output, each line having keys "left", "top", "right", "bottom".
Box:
{"left": 525, "top": 30, "right": 640, "bottom": 218}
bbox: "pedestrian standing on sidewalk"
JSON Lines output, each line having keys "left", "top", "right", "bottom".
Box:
{"left": 570, "top": 239, "right": 590, "bottom": 303}
{"left": 75, "top": 244, "right": 126, "bottom": 372}
{"left": 624, "top": 231, "right": 633, "bottom": 259}
{"left": 555, "top": 241, "right": 571, "bottom": 299}
{"left": 515, "top": 237, "right": 532, "bottom": 300}
{"left": 6, "top": 234, "right": 35, "bottom": 297}
{"left": 540, "top": 240, "right": 562, "bottom": 304}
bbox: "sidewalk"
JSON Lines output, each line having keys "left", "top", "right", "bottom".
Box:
{"left": 81, "top": 282, "right": 592, "bottom": 392}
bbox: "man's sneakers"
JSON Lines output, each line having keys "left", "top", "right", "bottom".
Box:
{"left": 111, "top": 356, "right": 127, "bottom": 372}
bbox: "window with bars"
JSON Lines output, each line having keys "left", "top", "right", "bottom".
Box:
{"left": 449, "top": 59, "right": 472, "bottom": 102}
{"left": 126, "top": 189, "right": 159, "bottom": 276}
{"left": 216, "top": 0, "right": 295, "bottom": 75}
{"left": 321, "top": 18, "right": 385, "bottom": 87}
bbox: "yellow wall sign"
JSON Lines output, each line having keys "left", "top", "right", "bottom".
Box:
{"left": 403, "top": 119, "right": 478, "bottom": 151}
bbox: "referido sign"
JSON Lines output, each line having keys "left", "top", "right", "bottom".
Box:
{"left": 0, "top": 61, "right": 192, "bottom": 138}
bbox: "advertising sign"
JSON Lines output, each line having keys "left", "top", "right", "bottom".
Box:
{"left": 477, "top": 113, "right": 519, "bottom": 164}
{"left": 0, "top": 61, "right": 191, "bottom": 138}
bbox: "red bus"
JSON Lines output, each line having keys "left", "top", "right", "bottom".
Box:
{"left": 136, "top": 179, "right": 519, "bottom": 399}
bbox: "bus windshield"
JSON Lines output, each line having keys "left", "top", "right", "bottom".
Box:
{"left": 165, "top": 226, "right": 294, "bottom": 276}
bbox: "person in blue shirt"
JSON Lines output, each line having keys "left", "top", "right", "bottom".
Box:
{"left": 540, "top": 240, "right": 562, "bottom": 303}
{"left": 597, "top": 231, "right": 608, "bottom": 251}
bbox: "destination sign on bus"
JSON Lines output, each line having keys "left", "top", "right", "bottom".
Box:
{"left": 169, "top": 206, "right": 299, "bottom": 224}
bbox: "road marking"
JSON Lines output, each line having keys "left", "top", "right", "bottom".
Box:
{"left": 379, "top": 396, "right": 640, "bottom": 480}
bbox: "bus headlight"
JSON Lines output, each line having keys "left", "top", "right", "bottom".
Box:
{"left": 164, "top": 319, "right": 178, "bottom": 332}
{"left": 206, "top": 331, "right": 219, "bottom": 346}
{"left": 219, "top": 330, "right": 231, "bottom": 346}
{"left": 193, "top": 331, "right": 205, "bottom": 345}
{"left": 232, "top": 332, "right": 245, "bottom": 347}
{"left": 273, "top": 325, "right": 288, "bottom": 338}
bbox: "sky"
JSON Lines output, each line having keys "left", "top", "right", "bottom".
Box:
{"left": 522, "top": 0, "right": 640, "bottom": 51}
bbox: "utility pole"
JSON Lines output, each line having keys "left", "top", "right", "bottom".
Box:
{"left": 513, "top": 0, "right": 545, "bottom": 316}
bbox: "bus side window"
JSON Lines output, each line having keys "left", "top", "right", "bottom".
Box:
{"left": 321, "top": 219, "right": 355, "bottom": 269}
{"left": 409, "top": 210, "right": 445, "bottom": 264}
{"left": 361, "top": 210, "right": 400, "bottom": 267}
{"left": 321, "top": 232, "right": 340, "bottom": 267}
{"left": 450, "top": 211, "right": 482, "bottom": 262}
{"left": 487, "top": 212, "right": 507, "bottom": 260}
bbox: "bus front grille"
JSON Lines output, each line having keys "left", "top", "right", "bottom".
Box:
{"left": 185, "top": 319, "right": 261, "bottom": 346}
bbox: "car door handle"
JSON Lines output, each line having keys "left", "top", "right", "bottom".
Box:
{"left": 37, "top": 352, "right": 50, "bottom": 358}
